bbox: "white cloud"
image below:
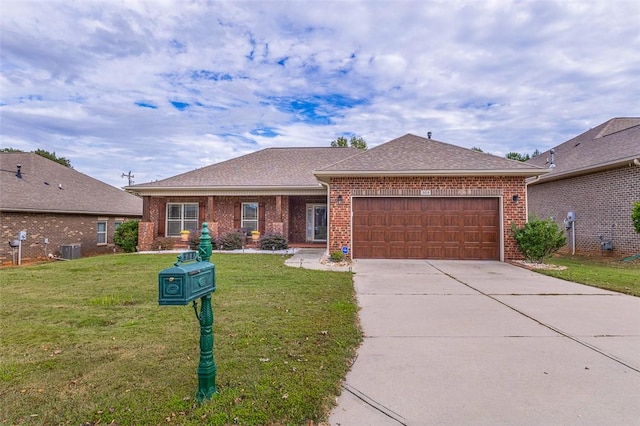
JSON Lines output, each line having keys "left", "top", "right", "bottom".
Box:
{"left": 1, "top": 0, "right": 639, "bottom": 187}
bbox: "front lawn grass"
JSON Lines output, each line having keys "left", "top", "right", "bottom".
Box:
{"left": 540, "top": 255, "right": 640, "bottom": 296}
{"left": 0, "top": 253, "right": 361, "bottom": 425}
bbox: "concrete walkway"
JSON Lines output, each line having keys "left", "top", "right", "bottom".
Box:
{"left": 327, "top": 259, "right": 640, "bottom": 425}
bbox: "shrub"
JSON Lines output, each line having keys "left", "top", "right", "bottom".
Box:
{"left": 330, "top": 250, "right": 345, "bottom": 262}
{"left": 259, "top": 233, "right": 288, "bottom": 250}
{"left": 219, "top": 231, "right": 244, "bottom": 250}
{"left": 113, "top": 221, "right": 138, "bottom": 253}
{"left": 511, "top": 216, "right": 566, "bottom": 263}
{"left": 150, "top": 237, "right": 175, "bottom": 251}
{"left": 188, "top": 229, "right": 202, "bottom": 250}
{"left": 632, "top": 202, "right": 640, "bottom": 234}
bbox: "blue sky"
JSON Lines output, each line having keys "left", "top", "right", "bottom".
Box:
{"left": 1, "top": 0, "right": 639, "bottom": 188}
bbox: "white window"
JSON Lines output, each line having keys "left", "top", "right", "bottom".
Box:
{"left": 97, "top": 221, "right": 107, "bottom": 245}
{"left": 241, "top": 202, "right": 258, "bottom": 232}
{"left": 167, "top": 203, "right": 198, "bottom": 236}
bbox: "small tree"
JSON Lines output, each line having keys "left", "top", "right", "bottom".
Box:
{"left": 511, "top": 217, "right": 566, "bottom": 263}
{"left": 331, "top": 135, "right": 367, "bottom": 150}
{"left": 114, "top": 221, "right": 139, "bottom": 253}
{"left": 632, "top": 202, "right": 640, "bottom": 234}
{"left": 505, "top": 152, "right": 531, "bottom": 162}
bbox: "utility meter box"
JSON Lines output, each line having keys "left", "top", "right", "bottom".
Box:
{"left": 159, "top": 251, "right": 215, "bottom": 306}
{"left": 567, "top": 211, "right": 576, "bottom": 222}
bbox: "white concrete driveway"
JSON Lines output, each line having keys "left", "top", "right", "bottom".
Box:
{"left": 329, "top": 260, "right": 640, "bottom": 425}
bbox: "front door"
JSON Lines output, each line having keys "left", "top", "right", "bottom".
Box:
{"left": 306, "top": 204, "right": 327, "bottom": 242}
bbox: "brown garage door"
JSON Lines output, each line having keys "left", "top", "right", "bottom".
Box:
{"left": 352, "top": 197, "right": 500, "bottom": 260}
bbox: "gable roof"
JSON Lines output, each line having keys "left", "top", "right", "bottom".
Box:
{"left": 0, "top": 152, "right": 142, "bottom": 216}
{"left": 314, "top": 133, "right": 547, "bottom": 180}
{"left": 527, "top": 117, "right": 640, "bottom": 184}
{"left": 127, "top": 147, "right": 360, "bottom": 195}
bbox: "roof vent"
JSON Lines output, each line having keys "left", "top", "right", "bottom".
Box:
{"left": 16, "top": 164, "right": 22, "bottom": 179}
{"left": 427, "top": 132, "right": 432, "bottom": 139}
{"left": 549, "top": 149, "right": 556, "bottom": 168}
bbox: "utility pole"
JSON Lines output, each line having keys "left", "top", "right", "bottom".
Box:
{"left": 121, "top": 170, "right": 134, "bottom": 186}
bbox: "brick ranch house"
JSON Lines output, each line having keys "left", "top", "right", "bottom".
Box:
{"left": 128, "top": 134, "right": 547, "bottom": 261}
{"left": 0, "top": 152, "right": 142, "bottom": 264}
{"left": 527, "top": 117, "right": 640, "bottom": 256}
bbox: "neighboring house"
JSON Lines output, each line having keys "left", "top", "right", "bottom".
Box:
{"left": 526, "top": 117, "right": 640, "bottom": 256}
{"left": 0, "top": 152, "right": 143, "bottom": 264}
{"left": 128, "top": 134, "right": 546, "bottom": 261}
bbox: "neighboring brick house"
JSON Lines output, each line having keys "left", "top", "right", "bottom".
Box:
{"left": 527, "top": 118, "right": 640, "bottom": 257}
{"left": 128, "top": 134, "right": 546, "bottom": 261}
{"left": 0, "top": 152, "right": 142, "bottom": 264}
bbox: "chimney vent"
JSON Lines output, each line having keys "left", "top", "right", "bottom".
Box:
{"left": 427, "top": 132, "right": 432, "bottom": 139}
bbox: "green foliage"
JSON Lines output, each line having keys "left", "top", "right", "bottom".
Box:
{"left": 505, "top": 152, "right": 531, "bottom": 162}
{"left": 34, "top": 149, "right": 73, "bottom": 168}
{"left": 219, "top": 231, "right": 244, "bottom": 250}
{"left": 511, "top": 217, "right": 566, "bottom": 263}
{"left": 259, "top": 233, "right": 288, "bottom": 250}
{"left": 1, "top": 148, "right": 73, "bottom": 167}
{"left": 113, "top": 221, "right": 138, "bottom": 252}
{"left": 532, "top": 148, "right": 541, "bottom": 157}
{"left": 150, "top": 237, "right": 175, "bottom": 251}
{"left": 471, "top": 146, "right": 484, "bottom": 152}
{"left": 331, "top": 135, "right": 367, "bottom": 150}
{"left": 330, "top": 250, "right": 346, "bottom": 262}
{"left": 632, "top": 202, "right": 640, "bottom": 234}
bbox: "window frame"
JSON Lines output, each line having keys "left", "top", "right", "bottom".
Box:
{"left": 97, "top": 220, "right": 107, "bottom": 245}
{"left": 166, "top": 203, "right": 199, "bottom": 237}
{"left": 241, "top": 202, "right": 259, "bottom": 232}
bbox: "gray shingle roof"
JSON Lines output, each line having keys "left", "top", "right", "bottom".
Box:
{"left": 316, "top": 133, "right": 546, "bottom": 176}
{"left": 0, "top": 152, "right": 142, "bottom": 215}
{"left": 527, "top": 117, "right": 640, "bottom": 183}
{"left": 129, "top": 147, "right": 360, "bottom": 189}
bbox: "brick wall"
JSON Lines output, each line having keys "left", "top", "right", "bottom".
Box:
{"left": 528, "top": 165, "right": 640, "bottom": 256}
{"left": 142, "top": 195, "right": 318, "bottom": 248}
{"left": 0, "top": 212, "right": 138, "bottom": 264}
{"left": 328, "top": 175, "right": 528, "bottom": 260}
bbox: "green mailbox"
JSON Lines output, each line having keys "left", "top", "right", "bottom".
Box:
{"left": 159, "top": 250, "right": 215, "bottom": 306}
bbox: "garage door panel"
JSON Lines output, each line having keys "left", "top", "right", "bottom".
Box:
{"left": 353, "top": 197, "right": 500, "bottom": 260}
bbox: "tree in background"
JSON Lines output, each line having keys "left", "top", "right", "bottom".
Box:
{"left": 331, "top": 135, "right": 367, "bottom": 150}
{"left": 505, "top": 152, "right": 531, "bottom": 162}
{"left": 1, "top": 148, "right": 73, "bottom": 168}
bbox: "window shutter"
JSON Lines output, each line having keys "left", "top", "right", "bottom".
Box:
{"left": 158, "top": 200, "right": 166, "bottom": 236}
{"left": 234, "top": 202, "right": 241, "bottom": 230}
{"left": 199, "top": 203, "right": 206, "bottom": 228}
{"left": 259, "top": 202, "right": 265, "bottom": 234}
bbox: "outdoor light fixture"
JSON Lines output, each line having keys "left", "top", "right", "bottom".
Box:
{"left": 337, "top": 195, "right": 343, "bottom": 205}
{"left": 512, "top": 195, "right": 520, "bottom": 204}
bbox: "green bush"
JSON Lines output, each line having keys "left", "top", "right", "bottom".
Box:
{"left": 511, "top": 216, "right": 566, "bottom": 263}
{"left": 632, "top": 202, "right": 640, "bottom": 234}
{"left": 330, "top": 250, "right": 345, "bottom": 262}
{"left": 219, "top": 231, "right": 244, "bottom": 250}
{"left": 259, "top": 233, "right": 288, "bottom": 250}
{"left": 113, "top": 221, "right": 138, "bottom": 253}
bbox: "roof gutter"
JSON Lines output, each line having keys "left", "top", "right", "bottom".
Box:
{"left": 527, "top": 156, "right": 640, "bottom": 185}
{"left": 314, "top": 169, "right": 549, "bottom": 182}
{"left": 0, "top": 208, "right": 142, "bottom": 216}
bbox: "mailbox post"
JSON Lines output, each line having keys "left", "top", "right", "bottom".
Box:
{"left": 158, "top": 222, "right": 217, "bottom": 403}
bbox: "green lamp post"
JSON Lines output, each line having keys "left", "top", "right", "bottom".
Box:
{"left": 158, "top": 222, "right": 217, "bottom": 403}
{"left": 194, "top": 222, "right": 217, "bottom": 403}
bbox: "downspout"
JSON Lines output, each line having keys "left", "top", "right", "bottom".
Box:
{"left": 319, "top": 181, "right": 330, "bottom": 256}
